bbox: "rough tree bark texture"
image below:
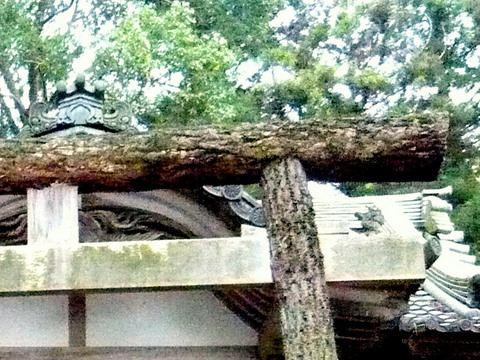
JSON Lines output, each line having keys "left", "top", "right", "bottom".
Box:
{"left": 261, "top": 158, "right": 338, "bottom": 360}
{"left": 0, "top": 114, "right": 447, "bottom": 193}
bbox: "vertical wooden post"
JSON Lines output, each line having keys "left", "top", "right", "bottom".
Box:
{"left": 27, "top": 184, "right": 79, "bottom": 245}
{"left": 68, "top": 291, "right": 86, "bottom": 347}
{"left": 261, "top": 158, "right": 338, "bottom": 360}
{"left": 27, "top": 184, "right": 85, "bottom": 346}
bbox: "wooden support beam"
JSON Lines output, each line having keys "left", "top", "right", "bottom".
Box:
{"left": 27, "top": 184, "right": 84, "bottom": 346}
{"left": 0, "top": 347, "right": 259, "bottom": 359}
{"left": 68, "top": 292, "right": 86, "bottom": 347}
{"left": 261, "top": 158, "right": 338, "bottom": 360}
{"left": 0, "top": 114, "right": 447, "bottom": 193}
{"left": 0, "top": 237, "right": 272, "bottom": 293}
{"left": 27, "top": 185, "right": 79, "bottom": 245}
{"left": 0, "top": 228, "right": 425, "bottom": 294}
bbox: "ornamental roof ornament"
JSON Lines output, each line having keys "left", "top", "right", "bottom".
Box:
{"left": 20, "top": 74, "right": 138, "bottom": 137}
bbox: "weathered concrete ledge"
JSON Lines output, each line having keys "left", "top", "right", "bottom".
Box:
{"left": 321, "top": 232, "right": 426, "bottom": 282}
{"left": 320, "top": 201, "right": 427, "bottom": 282}
{"left": 0, "top": 237, "right": 273, "bottom": 293}
{"left": 0, "top": 228, "right": 426, "bottom": 293}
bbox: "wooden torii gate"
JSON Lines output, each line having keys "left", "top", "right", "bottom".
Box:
{"left": 0, "top": 77, "right": 448, "bottom": 359}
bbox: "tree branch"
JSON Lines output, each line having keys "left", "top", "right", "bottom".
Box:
{"left": 40, "top": 0, "right": 76, "bottom": 26}
{"left": 0, "top": 58, "right": 27, "bottom": 125}
{"left": 0, "top": 96, "right": 20, "bottom": 137}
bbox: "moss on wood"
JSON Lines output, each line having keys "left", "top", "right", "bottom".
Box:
{"left": 0, "top": 113, "right": 448, "bottom": 193}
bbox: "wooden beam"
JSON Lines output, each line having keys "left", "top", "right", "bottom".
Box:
{"left": 0, "top": 114, "right": 447, "bottom": 193}
{"left": 27, "top": 185, "right": 79, "bottom": 245}
{"left": 0, "top": 237, "right": 272, "bottom": 293}
{"left": 68, "top": 292, "right": 86, "bottom": 347}
{"left": 27, "top": 184, "right": 84, "bottom": 346}
{"left": 0, "top": 347, "right": 259, "bottom": 359}
{"left": 0, "top": 228, "right": 426, "bottom": 294}
{"left": 261, "top": 158, "right": 338, "bottom": 360}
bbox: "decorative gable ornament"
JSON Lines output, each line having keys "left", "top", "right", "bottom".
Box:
{"left": 20, "top": 74, "right": 137, "bottom": 138}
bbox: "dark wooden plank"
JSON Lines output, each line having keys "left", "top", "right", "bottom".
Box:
{"left": 0, "top": 346, "right": 258, "bottom": 360}
{"left": 68, "top": 293, "right": 86, "bottom": 347}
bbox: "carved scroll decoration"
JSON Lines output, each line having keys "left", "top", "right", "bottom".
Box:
{"left": 0, "top": 207, "right": 192, "bottom": 246}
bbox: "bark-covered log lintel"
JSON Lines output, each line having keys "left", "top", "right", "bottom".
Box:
{"left": 0, "top": 114, "right": 447, "bottom": 193}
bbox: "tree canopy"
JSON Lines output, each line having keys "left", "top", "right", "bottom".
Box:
{"left": 0, "top": 0, "right": 479, "bottom": 248}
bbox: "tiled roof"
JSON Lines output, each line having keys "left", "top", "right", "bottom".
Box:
{"left": 398, "top": 186, "right": 480, "bottom": 333}
{"left": 352, "top": 192, "right": 425, "bottom": 228}
{"left": 208, "top": 184, "right": 478, "bottom": 334}
{"left": 400, "top": 288, "right": 480, "bottom": 333}
{"left": 294, "top": 185, "right": 478, "bottom": 334}
{"left": 312, "top": 188, "right": 451, "bottom": 233}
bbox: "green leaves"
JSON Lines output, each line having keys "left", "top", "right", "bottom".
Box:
{"left": 93, "top": 1, "right": 279, "bottom": 125}
{"left": 452, "top": 194, "right": 480, "bottom": 244}
{"left": 266, "top": 47, "right": 297, "bottom": 67}
{"left": 0, "top": 0, "right": 80, "bottom": 131}
{"left": 111, "top": 17, "right": 153, "bottom": 79}
{"left": 353, "top": 68, "right": 392, "bottom": 93}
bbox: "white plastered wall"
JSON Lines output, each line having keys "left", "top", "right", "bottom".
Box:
{"left": 86, "top": 290, "right": 258, "bottom": 347}
{"left": 0, "top": 295, "right": 69, "bottom": 346}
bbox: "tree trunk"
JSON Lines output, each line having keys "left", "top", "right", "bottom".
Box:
{"left": 1, "top": 114, "right": 447, "bottom": 193}
{"left": 261, "top": 158, "right": 338, "bottom": 360}
{"left": 28, "top": 63, "right": 42, "bottom": 105}
{"left": 0, "top": 57, "right": 27, "bottom": 125}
